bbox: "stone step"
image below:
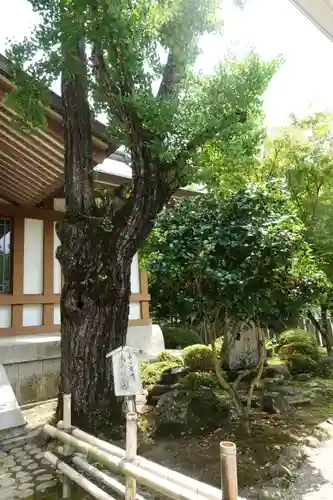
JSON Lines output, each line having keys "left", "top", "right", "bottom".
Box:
{"left": 0, "top": 426, "right": 40, "bottom": 447}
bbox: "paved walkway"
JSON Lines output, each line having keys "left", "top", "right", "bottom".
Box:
{"left": 0, "top": 441, "right": 57, "bottom": 499}
{"left": 282, "top": 440, "right": 333, "bottom": 500}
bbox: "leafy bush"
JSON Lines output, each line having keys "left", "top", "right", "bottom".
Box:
{"left": 183, "top": 344, "right": 214, "bottom": 371}
{"left": 157, "top": 351, "right": 183, "bottom": 364}
{"left": 279, "top": 342, "right": 320, "bottom": 361}
{"left": 180, "top": 371, "right": 221, "bottom": 391}
{"left": 162, "top": 326, "right": 201, "bottom": 349}
{"left": 141, "top": 360, "right": 182, "bottom": 387}
{"left": 277, "top": 329, "right": 316, "bottom": 350}
{"left": 318, "top": 357, "right": 333, "bottom": 378}
{"left": 266, "top": 340, "right": 275, "bottom": 358}
{"left": 213, "top": 336, "right": 224, "bottom": 358}
{"left": 286, "top": 353, "right": 317, "bottom": 375}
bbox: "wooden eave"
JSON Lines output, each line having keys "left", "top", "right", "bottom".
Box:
{"left": 290, "top": 0, "right": 333, "bottom": 42}
{"left": 0, "top": 54, "right": 115, "bottom": 206}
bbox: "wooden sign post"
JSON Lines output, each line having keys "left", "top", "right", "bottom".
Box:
{"left": 107, "top": 346, "right": 143, "bottom": 500}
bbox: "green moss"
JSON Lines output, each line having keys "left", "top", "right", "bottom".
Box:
{"left": 183, "top": 344, "right": 214, "bottom": 371}
{"left": 277, "top": 329, "right": 316, "bottom": 350}
{"left": 157, "top": 351, "right": 183, "bottom": 364}
{"left": 279, "top": 341, "right": 320, "bottom": 361}
{"left": 180, "top": 371, "right": 222, "bottom": 391}
{"left": 286, "top": 353, "right": 317, "bottom": 375}
{"left": 141, "top": 360, "right": 183, "bottom": 387}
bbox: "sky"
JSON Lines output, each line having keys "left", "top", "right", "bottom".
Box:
{"left": 1, "top": 0, "right": 333, "bottom": 132}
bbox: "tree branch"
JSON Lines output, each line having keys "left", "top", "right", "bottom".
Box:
{"left": 91, "top": 43, "right": 125, "bottom": 122}
{"left": 61, "top": 40, "right": 95, "bottom": 215}
{"left": 157, "top": 50, "right": 181, "bottom": 100}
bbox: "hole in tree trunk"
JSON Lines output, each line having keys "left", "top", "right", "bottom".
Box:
{"left": 77, "top": 300, "right": 84, "bottom": 310}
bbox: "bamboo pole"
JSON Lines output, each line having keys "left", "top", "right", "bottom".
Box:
{"left": 44, "top": 424, "right": 209, "bottom": 500}
{"left": 62, "top": 393, "right": 72, "bottom": 499}
{"left": 44, "top": 451, "right": 114, "bottom": 500}
{"left": 71, "top": 454, "right": 146, "bottom": 500}
{"left": 57, "top": 421, "right": 220, "bottom": 500}
{"left": 125, "top": 412, "right": 137, "bottom": 500}
{"left": 220, "top": 442, "right": 238, "bottom": 500}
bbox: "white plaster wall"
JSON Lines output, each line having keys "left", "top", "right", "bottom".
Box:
{"left": 126, "top": 324, "right": 165, "bottom": 358}
{"left": 129, "top": 303, "right": 141, "bottom": 320}
{"left": 52, "top": 201, "right": 140, "bottom": 296}
{"left": 130, "top": 253, "right": 140, "bottom": 293}
{"left": 23, "top": 219, "right": 44, "bottom": 294}
{"left": 53, "top": 223, "right": 62, "bottom": 295}
{"left": 0, "top": 306, "right": 11, "bottom": 328}
{"left": 53, "top": 198, "right": 66, "bottom": 212}
{"left": 54, "top": 304, "right": 61, "bottom": 325}
{"left": 22, "top": 304, "right": 43, "bottom": 327}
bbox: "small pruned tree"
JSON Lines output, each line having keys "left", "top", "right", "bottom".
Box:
{"left": 6, "top": 0, "right": 278, "bottom": 429}
{"left": 144, "top": 182, "right": 324, "bottom": 412}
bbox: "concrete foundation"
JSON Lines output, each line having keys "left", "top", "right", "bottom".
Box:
{"left": 0, "top": 324, "right": 164, "bottom": 406}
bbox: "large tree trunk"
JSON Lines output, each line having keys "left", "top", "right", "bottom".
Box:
{"left": 308, "top": 309, "right": 333, "bottom": 355}
{"left": 56, "top": 40, "right": 136, "bottom": 431}
{"left": 57, "top": 215, "right": 132, "bottom": 430}
{"left": 57, "top": 36, "right": 173, "bottom": 431}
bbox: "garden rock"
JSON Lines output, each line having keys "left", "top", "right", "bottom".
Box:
{"left": 313, "top": 428, "right": 329, "bottom": 442}
{"left": 257, "top": 487, "right": 281, "bottom": 500}
{"left": 302, "top": 436, "right": 320, "bottom": 448}
{"left": 286, "top": 394, "right": 311, "bottom": 406}
{"left": 269, "top": 477, "right": 291, "bottom": 490}
{"left": 296, "top": 373, "right": 312, "bottom": 382}
{"left": 146, "top": 384, "right": 174, "bottom": 405}
{"left": 262, "top": 392, "right": 290, "bottom": 414}
{"left": 318, "top": 356, "right": 333, "bottom": 378}
{"left": 269, "top": 463, "right": 293, "bottom": 479}
{"left": 262, "top": 365, "right": 290, "bottom": 380}
{"left": 154, "top": 387, "right": 230, "bottom": 435}
{"left": 277, "top": 444, "right": 307, "bottom": 469}
{"left": 267, "top": 384, "right": 300, "bottom": 395}
{"left": 158, "top": 366, "right": 190, "bottom": 385}
{"left": 318, "top": 421, "right": 333, "bottom": 438}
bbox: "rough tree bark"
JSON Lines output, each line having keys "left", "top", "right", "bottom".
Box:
{"left": 308, "top": 309, "right": 333, "bottom": 356}
{"left": 56, "top": 40, "right": 174, "bottom": 431}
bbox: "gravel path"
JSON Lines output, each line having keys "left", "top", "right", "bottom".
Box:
{"left": 282, "top": 439, "right": 333, "bottom": 500}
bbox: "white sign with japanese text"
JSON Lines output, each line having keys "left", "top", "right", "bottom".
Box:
{"left": 107, "top": 346, "right": 143, "bottom": 397}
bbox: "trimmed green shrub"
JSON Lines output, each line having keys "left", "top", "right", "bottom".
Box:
{"left": 180, "top": 371, "right": 221, "bottom": 391}
{"left": 266, "top": 340, "right": 275, "bottom": 358}
{"left": 183, "top": 344, "right": 214, "bottom": 371}
{"left": 318, "top": 357, "right": 333, "bottom": 378}
{"left": 213, "top": 336, "right": 224, "bottom": 358}
{"left": 279, "top": 342, "right": 320, "bottom": 361}
{"left": 286, "top": 353, "right": 317, "bottom": 375}
{"left": 162, "top": 326, "right": 201, "bottom": 349}
{"left": 141, "top": 360, "right": 182, "bottom": 387}
{"left": 157, "top": 351, "right": 183, "bottom": 364}
{"left": 277, "top": 329, "right": 316, "bottom": 350}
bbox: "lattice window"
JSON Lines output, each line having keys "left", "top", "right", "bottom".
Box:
{"left": 0, "top": 218, "right": 11, "bottom": 293}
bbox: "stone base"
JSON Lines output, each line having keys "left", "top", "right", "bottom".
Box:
{"left": 0, "top": 334, "right": 61, "bottom": 407}
{"left": 0, "top": 365, "right": 25, "bottom": 433}
{"left": 126, "top": 324, "right": 165, "bottom": 360}
{"left": 0, "top": 323, "right": 164, "bottom": 406}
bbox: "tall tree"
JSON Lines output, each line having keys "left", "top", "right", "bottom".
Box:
{"left": 145, "top": 182, "right": 322, "bottom": 333}
{"left": 6, "top": 0, "right": 277, "bottom": 429}
{"left": 144, "top": 182, "right": 324, "bottom": 413}
{"left": 263, "top": 113, "right": 333, "bottom": 352}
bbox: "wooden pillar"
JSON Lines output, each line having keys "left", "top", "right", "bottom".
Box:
{"left": 43, "top": 219, "right": 54, "bottom": 329}
{"left": 139, "top": 271, "right": 150, "bottom": 323}
{"left": 12, "top": 215, "right": 24, "bottom": 332}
